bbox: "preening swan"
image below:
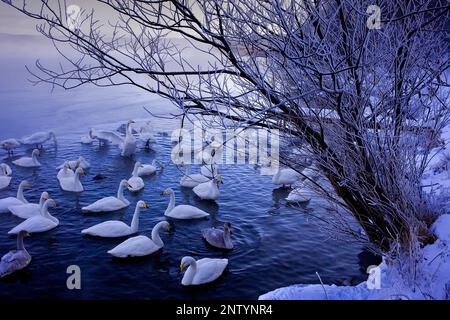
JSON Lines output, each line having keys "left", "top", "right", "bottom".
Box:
{"left": 9, "top": 192, "right": 49, "bottom": 219}
{"left": 127, "top": 162, "right": 145, "bottom": 192}
{"left": 179, "top": 256, "right": 228, "bottom": 286}
{"left": 82, "top": 180, "right": 131, "bottom": 212}
{"left": 56, "top": 162, "right": 75, "bottom": 181}
{"left": 161, "top": 188, "right": 210, "bottom": 219}
{"left": 81, "top": 200, "right": 148, "bottom": 238}
{"left": 12, "top": 149, "right": 41, "bottom": 168}
{"left": 0, "top": 138, "right": 21, "bottom": 155}
{"left": 0, "top": 231, "right": 31, "bottom": 278}
{"left": 8, "top": 199, "right": 59, "bottom": 235}
{"left": 0, "top": 163, "right": 12, "bottom": 190}
{"left": 193, "top": 176, "right": 223, "bottom": 201}
{"left": 120, "top": 120, "right": 137, "bottom": 157}
{"left": 108, "top": 221, "right": 171, "bottom": 258}
{"left": 20, "top": 131, "right": 57, "bottom": 148}
{"left": 272, "top": 168, "right": 302, "bottom": 187}
{"left": 0, "top": 180, "right": 31, "bottom": 213}
{"left": 202, "top": 222, "right": 233, "bottom": 250}
{"left": 56, "top": 156, "right": 90, "bottom": 170}
{"left": 179, "top": 164, "right": 209, "bottom": 188}
{"left": 137, "top": 159, "right": 163, "bottom": 176}
{"left": 59, "top": 168, "right": 84, "bottom": 192}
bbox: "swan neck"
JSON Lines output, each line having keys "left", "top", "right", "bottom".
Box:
{"left": 132, "top": 165, "right": 139, "bottom": 177}
{"left": 151, "top": 224, "right": 164, "bottom": 248}
{"left": 223, "top": 228, "right": 232, "bottom": 247}
{"left": 166, "top": 192, "right": 175, "bottom": 214}
{"left": 184, "top": 260, "right": 197, "bottom": 285}
{"left": 17, "top": 184, "right": 28, "bottom": 203}
{"left": 39, "top": 195, "right": 46, "bottom": 207}
{"left": 17, "top": 233, "right": 25, "bottom": 251}
{"left": 130, "top": 206, "right": 141, "bottom": 233}
{"left": 117, "top": 183, "right": 126, "bottom": 201}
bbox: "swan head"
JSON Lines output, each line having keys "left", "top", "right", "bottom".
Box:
{"left": 75, "top": 168, "right": 85, "bottom": 175}
{"left": 224, "top": 222, "right": 232, "bottom": 233}
{"left": 32, "top": 149, "right": 40, "bottom": 157}
{"left": 214, "top": 175, "right": 224, "bottom": 184}
{"left": 120, "top": 179, "right": 131, "bottom": 188}
{"left": 134, "top": 161, "right": 143, "bottom": 169}
{"left": 157, "top": 220, "right": 171, "bottom": 231}
{"left": 20, "top": 180, "right": 33, "bottom": 189}
{"left": 44, "top": 199, "right": 58, "bottom": 208}
{"left": 180, "top": 256, "right": 196, "bottom": 272}
{"left": 41, "top": 192, "right": 49, "bottom": 201}
{"left": 160, "top": 188, "right": 174, "bottom": 196}
{"left": 137, "top": 200, "right": 149, "bottom": 209}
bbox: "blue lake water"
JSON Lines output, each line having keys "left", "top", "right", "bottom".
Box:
{"left": 0, "top": 131, "right": 379, "bottom": 299}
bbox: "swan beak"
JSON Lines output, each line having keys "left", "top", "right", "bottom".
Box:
{"left": 125, "top": 182, "right": 131, "bottom": 187}
{"left": 80, "top": 168, "right": 85, "bottom": 175}
{"left": 160, "top": 191, "right": 166, "bottom": 196}
{"left": 43, "top": 194, "right": 49, "bottom": 200}
{"left": 143, "top": 202, "right": 149, "bottom": 208}
{"left": 179, "top": 263, "right": 185, "bottom": 272}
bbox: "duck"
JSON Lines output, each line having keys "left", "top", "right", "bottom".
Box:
{"left": 0, "top": 163, "right": 12, "bottom": 190}
{"left": 0, "top": 231, "right": 32, "bottom": 278}
{"left": 20, "top": 131, "right": 57, "bottom": 148}
{"left": 56, "top": 156, "right": 90, "bottom": 170}
{"left": 12, "top": 149, "right": 41, "bottom": 168}
{"left": 161, "top": 188, "right": 209, "bottom": 219}
{"left": 107, "top": 221, "right": 171, "bottom": 258}
{"left": 200, "top": 164, "right": 219, "bottom": 178}
{"left": 179, "top": 164, "right": 210, "bottom": 188}
{"left": 82, "top": 180, "right": 131, "bottom": 212}
{"left": 127, "top": 162, "right": 145, "bottom": 192}
{"left": 193, "top": 176, "right": 223, "bottom": 200}
{"left": 8, "top": 199, "right": 58, "bottom": 235}
{"left": 0, "top": 180, "right": 32, "bottom": 213}
{"left": 137, "top": 159, "right": 163, "bottom": 176}
{"left": 202, "top": 222, "right": 233, "bottom": 249}
{"left": 179, "top": 256, "right": 228, "bottom": 286}
{"left": 9, "top": 192, "right": 50, "bottom": 219}
{"left": 59, "top": 167, "right": 84, "bottom": 192}
{"left": 56, "top": 162, "right": 75, "bottom": 181}
{"left": 81, "top": 200, "right": 148, "bottom": 238}
{"left": 272, "top": 168, "right": 302, "bottom": 187}
{"left": 0, "top": 138, "right": 21, "bottom": 156}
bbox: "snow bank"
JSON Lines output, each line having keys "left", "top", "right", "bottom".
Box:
{"left": 259, "top": 214, "right": 450, "bottom": 300}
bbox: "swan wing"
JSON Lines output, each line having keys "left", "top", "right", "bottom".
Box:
{"left": 127, "top": 177, "right": 144, "bottom": 191}
{"left": 8, "top": 203, "right": 40, "bottom": 219}
{"left": 81, "top": 221, "right": 131, "bottom": 237}
{"left": 166, "top": 205, "right": 209, "bottom": 219}
{"left": 0, "top": 176, "right": 12, "bottom": 190}
{"left": 8, "top": 216, "right": 57, "bottom": 234}
{"left": 192, "top": 258, "right": 228, "bottom": 285}
{"left": 82, "top": 197, "right": 128, "bottom": 212}
{"left": 108, "top": 236, "right": 159, "bottom": 257}
{"left": 0, "top": 250, "right": 31, "bottom": 278}
{"left": 0, "top": 197, "right": 24, "bottom": 213}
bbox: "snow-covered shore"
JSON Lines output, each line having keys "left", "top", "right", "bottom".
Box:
{"left": 260, "top": 214, "right": 450, "bottom": 300}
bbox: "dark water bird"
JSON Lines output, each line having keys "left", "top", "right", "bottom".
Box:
{"left": 201, "top": 222, "right": 233, "bottom": 250}
{"left": 93, "top": 174, "right": 107, "bottom": 180}
{"left": 0, "top": 231, "right": 32, "bottom": 278}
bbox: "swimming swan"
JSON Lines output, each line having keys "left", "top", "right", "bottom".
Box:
{"left": 193, "top": 176, "right": 223, "bottom": 200}
{"left": 0, "top": 231, "right": 31, "bottom": 278}
{"left": 161, "top": 188, "right": 209, "bottom": 219}
{"left": 202, "top": 222, "right": 233, "bottom": 249}
{"left": 179, "top": 256, "right": 228, "bottom": 286}
{"left": 0, "top": 163, "right": 12, "bottom": 190}
{"left": 12, "top": 149, "right": 41, "bottom": 168}
{"left": 9, "top": 191, "right": 49, "bottom": 219}
{"left": 179, "top": 165, "right": 209, "bottom": 188}
{"left": 127, "top": 162, "right": 145, "bottom": 192}
{"left": 0, "top": 180, "right": 32, "bottom": 213}
{"left": 8, "top": 199, "right": 59, "bottom": 235}
{"left": 82, "top": 180, "right": 131, "bottom": 212}
{"left": 59, "top": 168, "right": 84, "bottom": 192}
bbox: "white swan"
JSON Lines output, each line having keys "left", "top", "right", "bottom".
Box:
{"left": 82, "top": 180, "right": 130, "bottom": 212}
{"left": 80, "top": 129, "right": 94, "bottom": 144}
{"left": 127, "top": 162, "right": 145, "bottom": 192}
{"left": 179, "top": 165, "right": 210, "bottom": 188}
{"left": 0, "top": 138, "right": 21, "bottom": 155}
{"left": 20, "top": 131, "right": 57, "bottom": 148}
{"left": 59, "top": 167, "right": 84, "bottom": 192}
{"left": 81, "top": 200, "right": 148, "bottom": 238}
{"left": 120, "top": 120, "right": 137, "bottom": 157}
{"left": 0, "top": 180, "right": 31, "bottom": 213}
{"left": 200, "top": 164, "right": 219, "bottom": 178}
{"left": 0, "top": 231, "right": 31, "bottom": 278}
{"left": 161, "top": 188, "right": 210, "bottom": 219}
{"left": 9, "top": 191, "right": 49, "bottom": 219}
{"left": 90, "top": 129, "right": 122, "bottom": 146}
{"left": 202, "top": 223, "right": 233, "bottom": 249}
{"left": 301, "top": 164, "right": 320, "bottom": 181}
{"left": 12, "top": 149, "right": 41, "bottom": 168}
{"left": 179, "top": 256, "right": 228, "bottom": 286}
{"left": 108, "top": 221, "right": 171, "bottom": 258}
{"left": 56, "top": 156, "right": 90, "bottom": 170}
{"left": 272, "top": 168, "right": 302, "bottom": 187}
{"left": 139, "top": 125, "right": 156, "bottom": 149}
{"left": 285, "top": 180, "right": 316, "bottom": 203}
{"left": 56, "top": 162, "right": 75, "bottom": 181}
{"left": 138, "top": 159, "right": 163, "bottom": 176}
{"left": 0, "top": 163, "right": 12, "bottom": 190}
{"left": 193, "top": 176, "right": 223, "bottom": 200}
{"left": 8, "top": 199, "right": 58, "bottom": 235}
